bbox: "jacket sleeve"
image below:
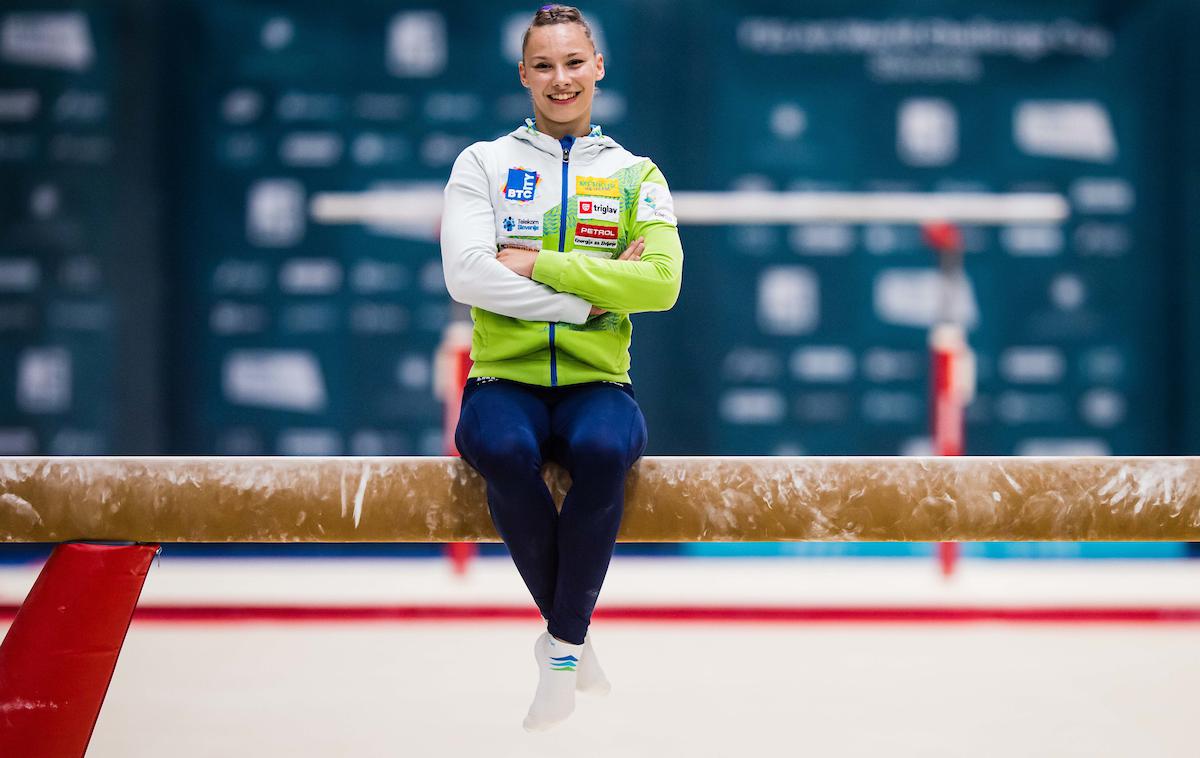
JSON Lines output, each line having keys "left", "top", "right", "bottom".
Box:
{"left": 530, "top": 164, "right": 682, "bottom": 314}
{"left": 440, "top": 144, "right": 591, "bottom": 324}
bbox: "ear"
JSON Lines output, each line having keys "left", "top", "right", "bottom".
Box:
{"left": 518, "top": 60, "right": 528, "bottom": 88}
{"left": 594, "top": 53, "right": 605, "bottom": 82}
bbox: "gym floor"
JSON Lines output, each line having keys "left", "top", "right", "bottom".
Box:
{"left": 3, "top": 557, "right": 1198, "bottom": 757}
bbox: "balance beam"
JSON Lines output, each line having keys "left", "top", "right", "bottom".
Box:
{"left": 1, "top": 456, "right": 1198, "bottom": 542}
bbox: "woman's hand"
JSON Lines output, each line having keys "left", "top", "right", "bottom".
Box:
{"left": 496, "top": 247, "right": 539, "bottom": 278}
{"left": 588, "top": 237, "right": 645, "bottom": 316}
{"left": 620, "top": 237, "right": 646, "bottom": 262}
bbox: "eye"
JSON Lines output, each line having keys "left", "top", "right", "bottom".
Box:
{"left": 534, "top": 62, "right": 550, "bottom": 69}
{"left": 569, "top": 59, "right": 584, "bottom": 66}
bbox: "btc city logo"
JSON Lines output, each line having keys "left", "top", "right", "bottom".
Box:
{"left": 503, "top": 168, "right": 539, "bottom": 203}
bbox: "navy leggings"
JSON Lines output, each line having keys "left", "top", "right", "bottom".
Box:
{"left": 454, "top": 377, "right": 648, "bottom": 644}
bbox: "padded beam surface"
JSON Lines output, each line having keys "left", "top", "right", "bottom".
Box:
{"left": 1, "top": 457, "right": 1197, "bottom": 542}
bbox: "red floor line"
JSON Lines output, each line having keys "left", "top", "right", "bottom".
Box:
{"left": 5, "top": 605, "right": 1200, "bottom": 624}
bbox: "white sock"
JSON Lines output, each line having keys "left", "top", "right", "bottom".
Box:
{"left": 576, "top": 633, "right": 611, "bottom": 696}
{"left": 522, "top": 632, "right": 581, "bottom": 732}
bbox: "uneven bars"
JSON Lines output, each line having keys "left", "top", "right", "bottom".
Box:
{"left": 310, "top": 189, "right": 1069, "bottom": 226}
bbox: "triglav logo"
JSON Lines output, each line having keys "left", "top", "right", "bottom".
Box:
{"left": 578, "top": 197, "right": 618, "bottom": 222}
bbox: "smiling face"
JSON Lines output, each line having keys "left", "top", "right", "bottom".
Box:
{"left": 519, "top": 22, "right": 605, "bottom": 139}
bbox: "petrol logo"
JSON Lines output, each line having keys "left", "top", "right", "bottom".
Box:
{"left": 574, "top": 222, "right": 619, "bottom": 250}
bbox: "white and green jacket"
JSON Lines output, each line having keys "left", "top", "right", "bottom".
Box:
{"left": 441, "top": 119, "right": 683, "bottom": 386}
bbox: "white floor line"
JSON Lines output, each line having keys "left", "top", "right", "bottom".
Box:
{"left": 4, "top": 557, "right": 1200, "bottom": 608}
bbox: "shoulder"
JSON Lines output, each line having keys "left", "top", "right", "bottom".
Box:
{"left": 621, "top": 154, "right": 671, "bottom": 189}
{"left": 450, "top": 137, "right": 515, "bottom": 182}
{"left": 610, "top": 142, "right": 670, "bottom": 185}
{"left": 611, "top": 152, "right": 676, "bottom": 226}
{"left": 590, "top": 138, "right": 660, "bottom": 180}
{"left": 455, "top": 139, "right": 494, "bottom": 163}
{"left": 455, "top": 133, "right": 532, "bottom": 166}
{"left": 639, "top": 159, "right": 670, "bottom": 187}
{"left": 449, "top": 140, "right": 486, "bottom": 172}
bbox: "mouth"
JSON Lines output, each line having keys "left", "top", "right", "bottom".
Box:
{"left": 546, "top": 91, "right": 581, "bottom": 105}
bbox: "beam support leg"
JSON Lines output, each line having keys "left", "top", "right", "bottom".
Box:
{"left": 0, "top": 542, "right": 158, "bottom": 758}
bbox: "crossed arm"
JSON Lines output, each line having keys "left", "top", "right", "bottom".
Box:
{"left": 441, "top": 146, "right": 683, "bottom": 322}
{"left": 441, "top": 146, "right": 593, "bottom": 324}
{"left": 496, "top": 238, "right": 647, "bottom": 317}
{"left": 522, "top": 221, "right": 682, "bottom": 314}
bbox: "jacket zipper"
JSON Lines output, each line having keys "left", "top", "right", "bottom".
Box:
{"left": 550, "top": 138, "right": 572, "bottom": 387}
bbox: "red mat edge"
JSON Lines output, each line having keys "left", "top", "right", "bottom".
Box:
{"left": 5, "top": 605, "right": 1200, "bottom": 624}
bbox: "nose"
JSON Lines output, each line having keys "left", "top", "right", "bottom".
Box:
{"left": 552, "top": 65, "right": 570, "bottom": 85}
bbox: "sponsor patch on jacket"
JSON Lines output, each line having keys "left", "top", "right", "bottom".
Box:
{"left": 503, "top": 167, "right": 539, "bottom": 203}
{"left": 574, "top": 222, "right": 618, "bottom": 250}
{"left": 501, "top": 215, "right": 542, "bottom": 236}
{"left": 575, "top": 175, "right": 619, "bottom": 198}
{"left": 577, "top": 196, "right": 619, "bottom": 223}
{"left": 636, "top": 182, "right": 677, "bottom": 226}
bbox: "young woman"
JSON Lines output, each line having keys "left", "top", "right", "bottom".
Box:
{"left": 440, "top": 4, "right": 683, "bottom": 731}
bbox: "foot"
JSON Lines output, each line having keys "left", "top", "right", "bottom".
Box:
{"left": 522, "top": 632, "right": 581, "bottom": 732}
{"left": 576, "top": 634, "right": 611, "bottom": 696}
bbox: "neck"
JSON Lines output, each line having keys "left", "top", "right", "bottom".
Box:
{"left": 534, "top": 113, "right": 591, "bottom": 140}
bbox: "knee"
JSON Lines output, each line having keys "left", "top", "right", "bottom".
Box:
{"left": 465, "top": 428, "right": 542, "bottom": 480}
{"left": 568, "top": 433, "right": 636, "bottom": 478}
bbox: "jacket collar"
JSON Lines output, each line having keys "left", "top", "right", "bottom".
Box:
{"left": 511, "top": 118, "right": 614, "bottom": 163}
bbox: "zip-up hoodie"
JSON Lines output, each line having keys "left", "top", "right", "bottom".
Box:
{"left": 441, "top": 119, "right": 683, "bottom": 386}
